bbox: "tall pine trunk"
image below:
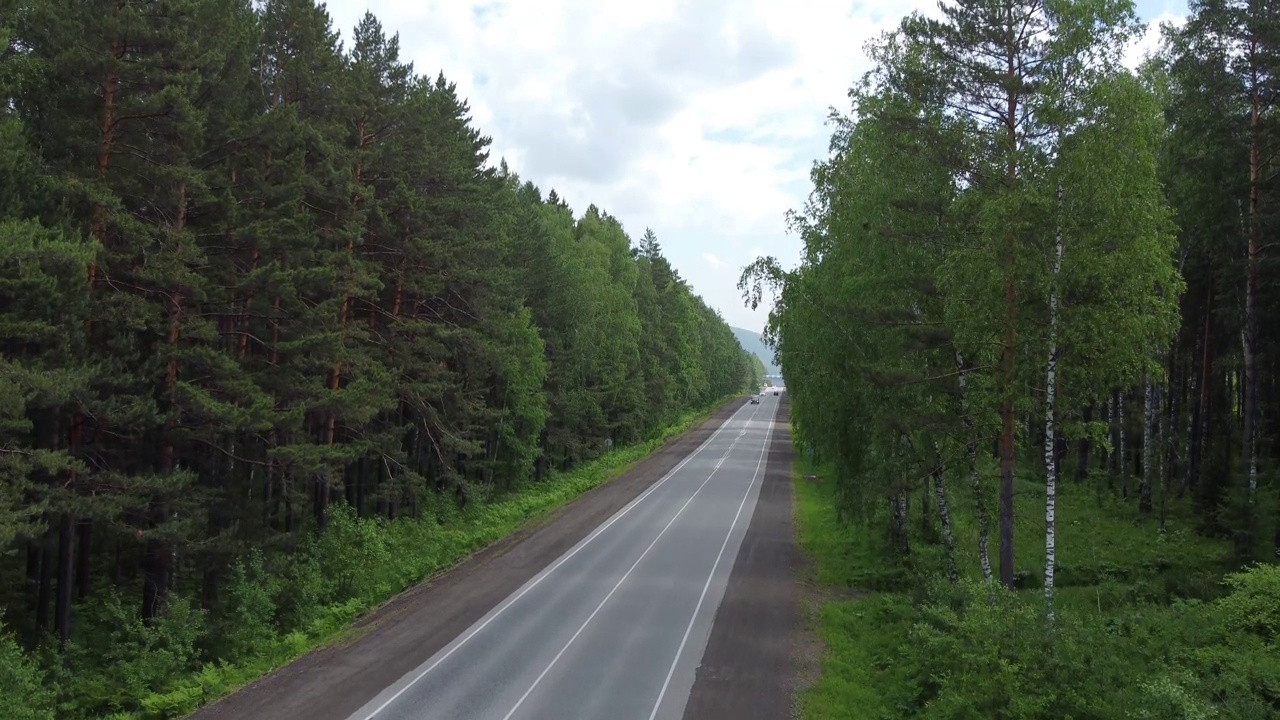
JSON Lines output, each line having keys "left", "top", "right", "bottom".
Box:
{"left": 890, "top": 492, "right": 910, "bottom": 556}
{"left": 1182, "top": 301, "right": 1208, "bottom": 499}
{"left": 1140, "top": 375, "right": 1156, "bottom": 514}
{"left": 145, "top": 178, "right": 187, "bottom": 625}
{"left": 75, "top": 519, "right": 91, "bottom": 600}
{"left": 1242, "top": 32, "right": 1260, "bottom": 517}
{"left": 55, "top": 512, "right": 75, "bottom": 645}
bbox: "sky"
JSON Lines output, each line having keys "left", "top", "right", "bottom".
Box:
{"left": 324, "top": 0, "right": 1191, "bottom": 334}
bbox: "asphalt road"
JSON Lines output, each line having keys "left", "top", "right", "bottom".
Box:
{"left": 344, "top": 395, "right": 781, "bottom": 720}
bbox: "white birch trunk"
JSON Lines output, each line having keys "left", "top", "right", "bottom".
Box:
{"left": 933, "top": 443, "right": 958, "bottom": 584}
{"left": 918, "top": 366, "right": 959, "bottom": 584}
{"left": 1103, "top": 395, "right": 1112, "bottom": 471}
{"left": 1140, "top": 375, "right": 1155, "bottom": 513}
{"left": 1118, "top": 393, "right": 1127, "bottom": 498}
{"left": 1043, "top": 187, "right": 1063, "bottom": 619}
{"left": 1249, "top": 430, "right": 1258, "bottom": 497}
{"left": 956, "top": 350, "right": 993, "bottom": 584}
{"left": 1158, "top": 380, "right": 1168, "bottom": 529}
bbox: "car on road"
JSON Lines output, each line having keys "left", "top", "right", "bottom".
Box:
{"left": 749, "top": 396, "right": 760, "bottom": 404}
{"left": 773, "top": 390, "right": 779, "bottom": 396}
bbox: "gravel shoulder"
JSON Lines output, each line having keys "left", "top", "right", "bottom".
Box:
{"left": 188, "top": 398, "right": 746, "bottom": 720}
{"left": 681, "top": 396, "right": 803, "bottom": 720}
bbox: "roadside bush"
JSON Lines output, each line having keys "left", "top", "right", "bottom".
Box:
{"left": 51, "top": 594, "right": 204, "bottom": 717}
{"left": 905, "top": 579, "right": 1132, "bottom": 719}
{"left": 316, "top": 505, "right": 394, "bottom": 604}
{"left": 1171, "top": 563, "right": 1280, "bottom": 718}
{"left": 0, "top": 617, "right": 54, "bottom": 719}
{"left": 273, "top": 549, "right": 327, "bottom": 634}
{"left": 897, "top": 567, "right": 1280, "bottom": 720}
{"left": 211, "top": 550, "right": 280, "bottom": 662}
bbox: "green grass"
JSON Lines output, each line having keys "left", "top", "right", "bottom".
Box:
{"left": 792, "top": 446, "right": 1239, "bottom": 720}
{"left": 120, "top": 397, "right": 743, "bottom": 720}
{"left": 794, "top": 469, "right": 913, "bottom": 720}
{"left": 914, "top": 467, "right": 1234, "bottom": 610}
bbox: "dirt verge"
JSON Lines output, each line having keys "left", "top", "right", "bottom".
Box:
{"left": 188, "top": 398, "right": 746, "bottom": 720}
{"left": 681, "top": 397, "right": 802, "bottom": 720}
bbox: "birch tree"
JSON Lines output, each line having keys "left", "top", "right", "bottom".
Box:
{"left": 1041, "top": 72, "right": 1183, "bottom": 611}
{"left": 884, "top": 0, "right": 1145, "bottom": 589}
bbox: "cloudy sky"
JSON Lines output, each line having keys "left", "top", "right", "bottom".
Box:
{"left": 325, "top": 0, "right": 1189, "bottom": 334}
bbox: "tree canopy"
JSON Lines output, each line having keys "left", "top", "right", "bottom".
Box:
{"left": 0, "top": 1, "right": 759, "bottom": 715}
{"left": 747, "top": 0, "right": 1279, "bottom": 713}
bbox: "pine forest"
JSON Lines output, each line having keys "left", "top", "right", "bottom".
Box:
{"left": 0, "top": 1, "right": 762, "bottom": 716}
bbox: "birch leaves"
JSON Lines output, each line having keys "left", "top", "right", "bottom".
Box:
{"left": 752, "top": 0, "right": 1181, "bottom": 611}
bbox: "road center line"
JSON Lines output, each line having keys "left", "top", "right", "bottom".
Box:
{"left": 646, "top": 401, "right": 777, "bottom": 720}
{"left": 354, "top": 400, "right": 755, "bottom": 720}
{"left": 498, "top": 406, "right": 761, "bottom": 720}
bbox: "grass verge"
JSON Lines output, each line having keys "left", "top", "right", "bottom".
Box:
{"left": 793, "top": 463, "right": 912, "bottom": 720}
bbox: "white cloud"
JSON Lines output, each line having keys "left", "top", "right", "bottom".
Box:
{"left": 1125, "top": 11, "right": 1187, "bottom": 70}
{"left": 326, "top": 0, "right": 1186, "bottom": 332}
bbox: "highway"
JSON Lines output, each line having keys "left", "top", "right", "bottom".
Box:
{"left": 343, "top": 394, "right": 781, "bottom": 720}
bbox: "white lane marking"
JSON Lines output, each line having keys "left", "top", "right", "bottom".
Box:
{"left": 498, "top": 407, "right": 760, "bottom": 720}
{"left": 355, "top": 400, "right": 754, "bottom": 720}
{"left": 646, "top": 402, "right": 778, "bottom": 720}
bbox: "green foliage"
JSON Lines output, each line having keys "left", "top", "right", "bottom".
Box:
{"left": 795, "top": 457, "right": 1278, "bottom": 720}
{"left": 1, "top": 0, "right": 759, "bottom": 715}
{"left": 0, "top": 618, "right": 55, "bottom": 720}
{"left": 765, "top": 0, "right": 1278, "bottom": 714}
{"left": 750, "top": 0, "right": 1189, "bottom": 601}
{"left": 210, "top": 551, "right": 280, "bottom": 661}
{"left": 45, "top": 402, "right": 728, "bottom": 719}
{"left": 748, "top": 2, "right": 1280, "bottom": 715}
{"left": 51, "top": 596, "right": 204, "bottom": 717}
{"left": 909, "top": 580, "right": 1113, "bottom": 718}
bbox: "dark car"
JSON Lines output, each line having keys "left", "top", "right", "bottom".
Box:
{"left": 773, "top": 390, "right": 779, "bottom": 396}
{"left": 749, "top": 396, "right": 760, "bottom": 404}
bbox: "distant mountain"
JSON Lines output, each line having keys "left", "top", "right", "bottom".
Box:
{"left": 730, "top": 326, "right": 780, "bottom": 376}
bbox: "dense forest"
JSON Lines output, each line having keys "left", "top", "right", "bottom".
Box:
{"left": 0, "top": 0, "right": 760, "bottom": 716}
{"left": 746, "top": 0, "right": 1279, "bottom": 716}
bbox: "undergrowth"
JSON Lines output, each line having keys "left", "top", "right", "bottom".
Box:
{"left": 793, "top": 453, "right": 1280, "bottom": 719}
{"left": 1, "top": 398, "right": 738, "bottom": 720}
